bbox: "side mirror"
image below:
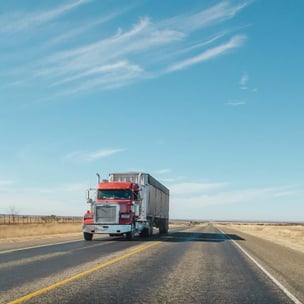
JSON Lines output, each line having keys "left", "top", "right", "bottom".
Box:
{"left": 86, "top": 198, "right": 93, "bottom": 204}
{"left": 86, "top": 188, "right": 97, "bottom": 204}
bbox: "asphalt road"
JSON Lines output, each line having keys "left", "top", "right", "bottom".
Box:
{"left": 0, "top": 224, "right": 302, "bottom": 304}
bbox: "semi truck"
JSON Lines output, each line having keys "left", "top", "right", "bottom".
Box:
{"left": 82, "top": 172, "right": 169, "bottom": 241}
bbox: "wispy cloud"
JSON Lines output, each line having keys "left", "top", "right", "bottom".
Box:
{"left": 41, "top": 9, "right": 128, "bottom": 50}
{"left": 20, "top": 182, "right": 89, "bottom": 194}
{"left": 240, "top": 72, "right": 249, "bottom": 89}
{"left": 226, "top": 99, "right": 247, "bottom": 106}
{"left": 170, "top": 182, "right": 230, "bottom": 195}
{"left": 1, "top": 0, "right": 251, "bottom": 97}
{"left": 50, "top": 60, "right": 142, "bottom": 87}
{"left": 171, "top": 183, "right": 301, "bottom": 207}
{"left": 239, "top": 72, "right": 258, "bottom": 92}
{"left": 227, "top": 71, "right": 257, "bottom": 107}
{"left": 166, "top": 35, "right": 247, "bottom": 72}
{"left": 86, "top": 148, "right": 127, "bottom": 160}
{"left": 0, "top": 0, "right": 91, "bottom": 34}
{"left": 155, "top": 169, "right": 172, "bottom": 175}
{"left": 65, "top": 148, "right": 127, "bottom": 162}
{"left": 0, "top": 180, "right": 15, "bottom": 186}
{"left": 0, "top": 180, "right": 15, "bottom": 191}
{"left": 34, "top": 17, "right": 184, "bottom": 91}
{"left": 162, "top": 1, "right": 251, "bottom": 32}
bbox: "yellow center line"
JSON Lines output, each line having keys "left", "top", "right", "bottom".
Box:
{"left": 9, "top": 241, "right": 161, "bottom": 304}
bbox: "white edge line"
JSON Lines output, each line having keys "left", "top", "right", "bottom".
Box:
{"left": 0, "top": 226, "right": 184, "bottom": 255}
{"left": 217, "top": 227, "right": 303, "bottom": 304}
{"left": 0, "top": 226, "right": 187, "bottom": 255}
{"left": 0, "top": 239, "right": 84, "bottom": 255}
{"left": 0, "top": 236, "right": 110, "bottom": 255}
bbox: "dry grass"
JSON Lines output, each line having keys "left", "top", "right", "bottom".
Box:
{"left": 221, "top": 223, "right": 304, "bottom": 253}
{"left": 0, "top": 223, "right": 82, "bottom": 240}
{"left": 0, "top": 222, "right": 188, "bottom": 241}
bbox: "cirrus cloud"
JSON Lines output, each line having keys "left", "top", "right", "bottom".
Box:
{"left": 65, "top": 148, "right": 127, "bottom": 162}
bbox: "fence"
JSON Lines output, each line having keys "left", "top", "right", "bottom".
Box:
{"left": 0, "top": 214, "right": 82, "bottom": 225}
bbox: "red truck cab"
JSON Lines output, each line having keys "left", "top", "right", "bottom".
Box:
{"left": 82, "top": 180, "right": 141, "bottom": 240}
{"left": 95, "top": 181, "right": 140, "bottom": 225}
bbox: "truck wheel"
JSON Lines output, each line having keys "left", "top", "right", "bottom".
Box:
{"left": 159, "top": 219, "right": 168, "bottom": 234}
{"left": 83, "top": 232, "right": 93, "bottom": 241}
{"left": 164, "top": 219, "right": 169, "bottom": 234}
{"left": 141, "top": 228, "right": 149, "bottom": 238}
{"left": 148, "top": 219, "right": 153, "bottom": 236}
{"left": 126, "top": 224, "right": 135, "bottom": 240}
{"left": 159, "top": 221, "right": 164, "bottom": 234}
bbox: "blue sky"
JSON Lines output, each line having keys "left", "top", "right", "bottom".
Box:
{"left": 0, "top": 0, "right": 303, "bottom": 221}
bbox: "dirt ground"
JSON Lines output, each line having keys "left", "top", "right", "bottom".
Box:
{"left": 218, "top": 223, "right": 304, "bottom": 254}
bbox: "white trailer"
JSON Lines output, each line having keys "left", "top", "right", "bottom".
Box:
{"left": 109, "top": 172, "right": 170, "bottom": 236}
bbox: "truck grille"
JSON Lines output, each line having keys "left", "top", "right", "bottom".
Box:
{"left": 95, "top": 205, "right": 118, "bottom": 224}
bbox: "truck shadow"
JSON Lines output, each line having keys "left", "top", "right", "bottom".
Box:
{"left": 157, "top": 232, "right": 245, "bottom": 243}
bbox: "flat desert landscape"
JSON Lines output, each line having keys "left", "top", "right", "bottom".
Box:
{"left": 0, "top": 222, "right": 303, "bottom": 254}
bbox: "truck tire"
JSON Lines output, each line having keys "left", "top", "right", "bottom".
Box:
{"left": 148, "top": 218, "right": 153, "bottom": 236}
{"left": 159, "top": 219, "right": 168, "bottom": 234}
{"left": 164, "top": 219, "right": 169, "bottom": 234}
{"left": 142, "top": 227, "right": 151, "bottom": 237}
{"left": 140, "top": 228, "right": 147, "bottom": 238}
{"left": 83, "top": 232, "right": 93, "bottom": 241}
{"left": 126, "top": 223, "right": 135, "bottom": 240}
{"left": 158, "top": 221, "right": 163, "bottom": 234}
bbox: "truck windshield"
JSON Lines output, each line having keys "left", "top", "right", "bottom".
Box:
{"left": 97, "top": 190, "right": 131, "bottom": 200}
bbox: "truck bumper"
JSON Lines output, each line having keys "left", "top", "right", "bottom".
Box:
{"left": 82, "top": 224, "right": 132, "bottom": 235}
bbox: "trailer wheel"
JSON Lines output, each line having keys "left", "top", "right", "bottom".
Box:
{"left": 159, "top": 219, "right": 168, "bottom": 234}
{"left": 83, "top": 232, "right": 93, "bottom": 241}
{"left": 164, "top": 219, "right": 169, "bottom": 234}
{"left": 158, "top": 220, "right": 164, "bottom": 234}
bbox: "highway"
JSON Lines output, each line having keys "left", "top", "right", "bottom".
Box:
{"left": 0, "top": 224, "right": 303, "bottom": 304}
